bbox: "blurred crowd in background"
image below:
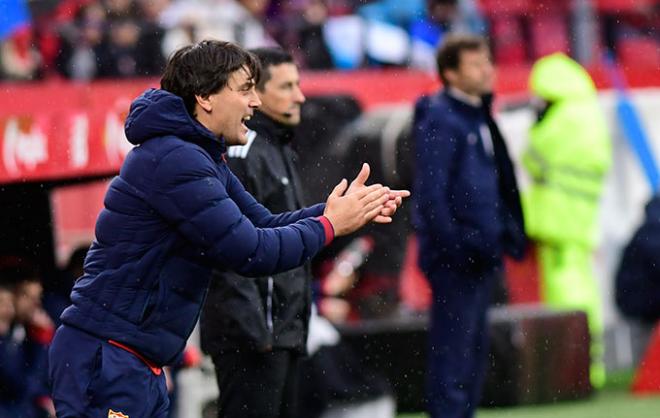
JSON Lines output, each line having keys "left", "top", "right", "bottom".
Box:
{"left": 1, "top": 0, "right": 659, "bottom": 81}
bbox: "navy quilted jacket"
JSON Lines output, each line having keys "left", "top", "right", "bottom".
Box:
{"left": 412, "top": 91, "right": 525, "bottom": 275}
{"left": 60, "top": 89, "right": 330, "bottom": 366}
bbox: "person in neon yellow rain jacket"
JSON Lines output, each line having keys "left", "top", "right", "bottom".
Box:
{"left": 522, "top": 52, "right": 612, "bottom": 388}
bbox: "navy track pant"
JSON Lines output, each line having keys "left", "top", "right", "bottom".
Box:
{"left": 425, "top": 269, "right": 495, "bottom": 418}
{"left": 49, "top": 325, "right": 169, "bottom": 418}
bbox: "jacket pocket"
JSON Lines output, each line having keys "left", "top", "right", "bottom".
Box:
{"left": 84, "top": 344, "right": 103, "bottom": 405}
{"left": 139, "top": 279, "right": 165, "bottom": 327}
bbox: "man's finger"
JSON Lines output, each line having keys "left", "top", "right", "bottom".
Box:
{"left": 356, "top": 183, "right": 385, "bottom": 199}
{"left": 389, "top": 189, "right": 411, "bottom": 198}
{"left": 380, "top": 205, "right": 396, "bottom": 217}
{"left": 360, "top": 186, "right": 389, "bottom": 205}
{"left": 362, "top": 192, "right": 390, "bottom": 214}
{"left": 364, "top": 204, "right": 386, "bottom": 221}
{"left": 373, "top": 215, "right": 393, "bottom": 223}
{"left": 330, "top": 179, "right": 348, "bottom": 197}
{"left": 350, "top": 163, "right": 370, "bottom": 188}
{"left": 385, "top": 197, "right": 402, "bottom": 208}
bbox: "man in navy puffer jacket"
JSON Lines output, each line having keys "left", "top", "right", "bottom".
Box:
{"left": 48, "top": 40, "right": 405, "bottom": 418}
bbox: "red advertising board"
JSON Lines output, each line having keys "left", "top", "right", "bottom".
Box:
{"left": 1, "top": 66, "right": 657, "bottom": 185}
{"left": 0, "top": 79, "right": 156, "bottom": 184}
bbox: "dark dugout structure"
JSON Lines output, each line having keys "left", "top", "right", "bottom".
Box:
{"left": 294, "top": 95, "right": 592, "bottom": 412}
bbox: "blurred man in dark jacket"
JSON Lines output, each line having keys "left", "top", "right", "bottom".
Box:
{"left": 201, "top": 47, "right": 311, "bottom": 418}
{"left": 616, "top": 195, "right": 660, "bottom": 323}
{"left": 412, "top": 34, "right": 525, "bottom": 418}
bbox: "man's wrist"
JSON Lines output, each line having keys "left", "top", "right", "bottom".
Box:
{"left": 317, "top": 216, "right": 335, "bottom": 246}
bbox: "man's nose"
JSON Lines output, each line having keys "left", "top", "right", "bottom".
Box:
{"left": 250, "top": 89, "right": 262, "bottom": 108}
{"left": 294, "top": 86, "right": 306, "bottom": 104}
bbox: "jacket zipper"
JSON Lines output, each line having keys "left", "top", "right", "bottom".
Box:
{"left": 266, "top": 277, "right": 274, "bottom": 333}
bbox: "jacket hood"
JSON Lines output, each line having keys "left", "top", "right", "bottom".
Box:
{"left": 529, "top": 53, "right": 597, "bottom": 102}
{"left": 124, "top": 88, "right": 222, "bottom": 148}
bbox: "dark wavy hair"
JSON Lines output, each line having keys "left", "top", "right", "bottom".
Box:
{"left": 161, "top": 40, "right": 261, "bottom": 117}
{"left": 436, "top": 34, "right": 488, "bottom": 85}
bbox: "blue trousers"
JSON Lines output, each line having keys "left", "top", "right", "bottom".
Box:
{"left": 49, "top": 325, "right": 169, "bottom": 417}
{"left": 426, "top": 269, "right": 495, "bottom": 418}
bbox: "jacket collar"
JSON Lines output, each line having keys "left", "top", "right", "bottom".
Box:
{"left": 442, "top": 89, "right": 489, "bottom": 118}
{"left": 246, "top": 111, "right": 295, "bottom": 145}
{"left": 448, "top": 87, "right": 482, "bottom": 107}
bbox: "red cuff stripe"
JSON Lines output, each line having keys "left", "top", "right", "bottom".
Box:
{"left": 317, "top": 216, "right": 335, "bottom": 246}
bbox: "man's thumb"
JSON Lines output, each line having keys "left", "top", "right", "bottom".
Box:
{"left": 353, "top": 163, "right": 370, "bottom": 186}
{"left": 331, "top": 178, "right": 348, "bottom": 197}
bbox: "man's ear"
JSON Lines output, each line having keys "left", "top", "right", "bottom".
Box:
{"left": 444, "top": 68, "right": 458, "bottom": 86}
{"left": 195, "top": 94, "right": 212, "bottom": 113}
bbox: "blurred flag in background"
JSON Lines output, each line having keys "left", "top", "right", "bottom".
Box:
{"left": 0, "top": 0, "right": 31, "bottom": 40}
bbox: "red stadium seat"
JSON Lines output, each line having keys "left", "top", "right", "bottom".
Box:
{"left": 595, "top": 0, "right": 658, "bottom": 12}
{"left": 480, "top": 0, "right": 569, "bottom": 17}
{"left": 530, "top": 14, "right": 571, "bottom": 59}
{"left": 618, "top": 36, "right": 660, "bottom": 70}
{"left": 504, "top": 245, "right": 542, "bottom": 305}
{"left": 479, "top": 0, "right": 532, "bottom": 17}
{"left": 491, "top": 16, "right": 527, "bottom": 65}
